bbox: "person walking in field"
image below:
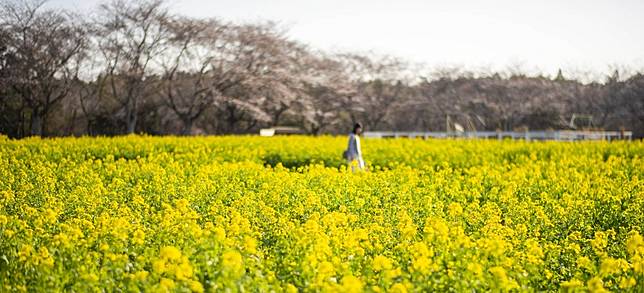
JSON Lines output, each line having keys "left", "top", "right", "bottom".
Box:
{"left": 344, "top": 123, "right": 365, "bottom": 171}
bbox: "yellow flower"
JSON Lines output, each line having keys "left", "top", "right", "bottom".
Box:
{"left": 448, "top": 202, "right": 463, "bottom": 217}
{"left": 159, "top": 278, "right": 175, "bottom": 290}
{"left": 188, "top": 280, "right": 204, "bottom": 293}
{"left": 385, "top": 268, "right": 402, "bottom": 279}
{"left": 38, "top": 247, "right": 49, "bottom": 259}
{"left": 175, "top": 262, "right": 193, "bottom": 280}
{"left": 587, "top": 277, "right": 608, "bottom": 293}
{"left": 372, "top": 255, "right": 393, "bottom": 272}
{"left": 132, "top": 229, "right": 145, "bottom": 245}
{"left": 591, "top": 231, "right": 608, "bottom": 254}
{"left": 18, "top": 245, "right": 32, "bottom": 262}
{"left": 222, "top": 250, "right": 243, "bottom": 275}
{"left": 633, "top": 254, "right": 644, "bottom": 274}
{"left": 389, "top": 283, "right": 408, "bottom": 293}
{"left": 341, "top": 275, "right": 363, "bottom": 293}
{"left": 412, "top": 257, "right": 432, "bottom": 274}
{"left": 82, "top": 273, "right": 99, "bottom": 282}
{"left": 153, "top": 260, "right": 166, "bottom": 274}
{"left": 619, "top": 277, "right": 636, "bottom": 289}
{"left": 576, "top": 256, "right": 594, "bottom": 271}
{"left": 133, "top": 271, "right": 149, "bottom": 281}
{"left": 525, "top": 239, "right": 544, "bottom": 264}
{"left": 568, "top": 243, "right": 581, "bottom": 254}
{"left": 599, "top": 257, "right": 629, "bottom": 276}
{"left": 175, "top": 198, "right": 190, "bottom": 212}
{"left": 489, "top": 266, "right": 518, "bottom": 290}
{"left": 213, "top": 227, "right": 226, "bottom": 241}
{"left": 285, "top": 284, "right": 298, "bottom": 293}
{"left": 560, "top": 278, "right": 583, "bottom": 289}
{"left": 132, "top": 195, "right": 145, "bottom": 206}
{"left": 243, "top": 236, "right": 257, "bottom": 254}
{"left": 43, "top": 208, "right": 58, "bottom": 224}
{"left": 467, "top": 262, "right": 483, "bottom": 276}
{"left": 53, "top": 233, "right": 70, "bottom": 247}
{"left": 316, "top": 261, "right": 335, "bottom": 283}
{"left": 423, "top": 217, "right": 449, "bottom": 242}
{"left": 4, "top": 229, "right": 14, "bottom": 237}
{"left": 544, "top": 269, "right": 553, "bottom": 280}
{"left": 41, "top": 255, "right": 54, "bottom": 267}
{"left": 626, "top": 230, "right": 644, "bottom": 256}
{"left": 160, "top": 246, "right": 182, "bottom": 261}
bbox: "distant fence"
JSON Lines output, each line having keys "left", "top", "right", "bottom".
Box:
{"left": 364, "top": 130, "right": 633, "bottom": 141}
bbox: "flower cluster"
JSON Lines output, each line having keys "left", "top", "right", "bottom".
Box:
{"left": 0, "top": 136, "right": 643, "bottom": 291}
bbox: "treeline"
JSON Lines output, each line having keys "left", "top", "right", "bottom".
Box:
{"left": 1, "top": 0, "right": 643, "bottom": 138}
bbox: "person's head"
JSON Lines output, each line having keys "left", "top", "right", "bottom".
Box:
{"left": 352, "top": 123, "right": 363, "bottom": 135}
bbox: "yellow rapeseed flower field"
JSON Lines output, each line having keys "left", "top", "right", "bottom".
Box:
{"left": 0, "top": 135, "right": 643, "bottom": 291}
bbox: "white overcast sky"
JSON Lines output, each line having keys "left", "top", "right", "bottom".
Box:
{"left": 47, "top": 0, "right": 644, "bottom": 77}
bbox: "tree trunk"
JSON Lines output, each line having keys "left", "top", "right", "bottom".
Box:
{"left": 30, "top": 108, "right": 43, "bottom": 137}
{"left": 272, "top": 105, "right": 288, "bottom": 126}
{"left": 41, "top": 107, "right": 48, "bottom": 137}
{"left": 87, "top": 119, "right": 93, "bottom": 136}
{"left": 311, "top": 125, "right": 321, "bottom": 135}
{"left": 181, "top": 118, "right": 193, "bottom": 135}
{"left": 226, "top": 105, "right": 240, "bottom": 133}
{"left": 127, "top": 113, "right": 137, "bottom": 134}
{"left": 20, "top": 110, "right": 25, "bottom": 138}
{"left": 126, "top": 100, "right": 137, "bottom": 134}
{"left": 65, "top": 108, "right": 77, "bottom": 136}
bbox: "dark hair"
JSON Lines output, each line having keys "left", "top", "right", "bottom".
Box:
{"left": 352, "top": 122, "right": 363, "bottom": 134}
